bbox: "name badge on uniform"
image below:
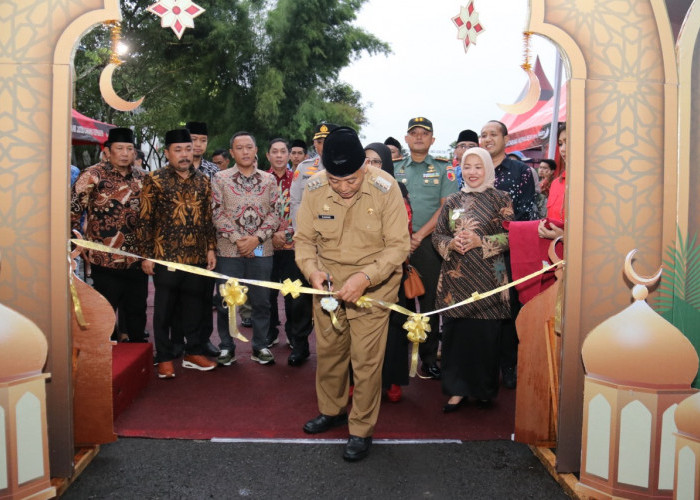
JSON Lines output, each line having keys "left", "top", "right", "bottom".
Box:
{"left": 318, "top": 214, "right": 335, "bottom": 220}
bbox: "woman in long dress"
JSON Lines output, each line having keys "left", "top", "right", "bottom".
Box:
{"left": 432, "top": 147, "right": 514, "bottom": 411}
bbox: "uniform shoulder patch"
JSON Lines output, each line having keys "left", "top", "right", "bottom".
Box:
{"left": 372, "top": 175, "right": 392, "bottom": 193}
{"left": 306, "top": 178, "right": 327, "bottom": 191}
{"left": 434, "top": 156, "right": 451, "bottom": 163}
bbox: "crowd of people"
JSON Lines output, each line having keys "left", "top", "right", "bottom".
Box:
{"left": 70, "top": 116, "right": 566, "bottom": 461}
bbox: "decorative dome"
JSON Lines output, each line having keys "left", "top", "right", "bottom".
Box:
{"left": 0, "top": 303, "right": 48, "bottom": 380}
{"left": 675, "top": 391, "right": 700, "bottom": 439}
{"left": 581, "top": 250, "right": 699, "bottom": 388}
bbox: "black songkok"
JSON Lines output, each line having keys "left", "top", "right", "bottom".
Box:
{"left": 322, "top": 127, "right": 365, "bottom": 178}
{"left": 185, "top": 121, "right": 208, "bottom": 135}
{"left": 107, "top": 127, "right": 135, "bottom": 144}
{"left": 165, "top": 129, "right": 192, "bottom": 146}
{"left": 457, "top": 129, "right": 479, "bottom": 144}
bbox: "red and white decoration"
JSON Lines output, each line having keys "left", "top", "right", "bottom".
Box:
{"left": 452, "top": 1, "right": 484, "bottom": 53}
{"left": 147, "top": 0, "right": 205, "bottom": 40}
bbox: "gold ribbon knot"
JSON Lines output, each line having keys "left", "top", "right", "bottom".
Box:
{"left": 403, "top": 313, "right": 431, "bottom": 377}
{"left": 280, "top": 278, "right": 303, "bottom": 298}
{"left": 355, "top": 296, "right": 373, "bottom": 308}
{"left": 219, "top": 279, "right": 249, "bottom": 342}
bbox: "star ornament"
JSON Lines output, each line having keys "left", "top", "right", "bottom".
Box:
{"left": 147, "top": 0, "right": 205, "bottom": 39}
{"left": 452, "top": 1, "right": 484, "bottom": 53}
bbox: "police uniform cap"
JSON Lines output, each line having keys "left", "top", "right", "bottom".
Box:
{"left": 185, "top": 121, "right": 208, "bottom": 136}
{"left": 407, "top": 117, "right": 433, "bottom": 133}
{"left": 165, "top": 128, "right": 192, "bottom": 146}
{"left": 457, "top": 129, "right": 479, "bottom": 144}
{"left": 107, "top": 127, "right": 135, "bottom": 145}
{"left": 322, "top": 127, "right": 365, "bottom": 178}
{"left": 313, "top": 122, "right": 339, "bottom": 141}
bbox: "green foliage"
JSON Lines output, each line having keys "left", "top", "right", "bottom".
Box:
{"left": 656, "top": 226, "right": 700, "bottom": 388}
{"left": 73, "top": 0, "right": 388, "bottom": 160}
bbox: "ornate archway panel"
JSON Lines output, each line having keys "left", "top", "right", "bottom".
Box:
{"left": 0, "top": 0, "right": 120, "bottom": 477}
{"left": 529, "top": 0, "right": 679, "bottom": 472}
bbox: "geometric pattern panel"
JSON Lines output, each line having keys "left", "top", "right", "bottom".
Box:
{"left": 0, "top": 0, "right": 102, "bottom": 329}
{"left": 546, "top": 1, "right": 666, "bottom": 328}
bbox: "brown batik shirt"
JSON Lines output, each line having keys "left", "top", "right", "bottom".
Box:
{"left": 70, "top": 162, "right": 145, "bottom": 268}
{"left": 137, "top": 164, "right": 216, "bottom": 265}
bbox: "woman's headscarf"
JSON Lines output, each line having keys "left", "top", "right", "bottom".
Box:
{"left": 365, "top": 142, "right": 408, "bottom": 199}
{"left": 460, "top": 147, "right": 496, "bottom": 194}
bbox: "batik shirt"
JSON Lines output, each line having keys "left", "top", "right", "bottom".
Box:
{"left": 137, "top": 165, "right": 216, "bottom": 265}
{"left": 493, "top": 157, "right": 538, "bottom": 221}
{"left": 432, "top": 188, "right": 514, "bottom": 319}
{"left": 270, "top": 167, "right": 295, "bottom": 250}
{"left": 211, "top": 166, "right": 280, "bottom": 258}
{"left": 197, "top": 158, "right": 219, "bottom": 180}
{"left": 70, "top": 162, "right": 145, "bottom": 268}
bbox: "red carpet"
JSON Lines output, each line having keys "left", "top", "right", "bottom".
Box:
{"left": 113, "top": 283, "right": 515, "bottom": 441}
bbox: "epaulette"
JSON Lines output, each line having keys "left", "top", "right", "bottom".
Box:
{"left": 371, "top": 175, "right": 392, "bottom": 193}
{"left": 306, "top": 178, "right": 326, "bottom": 191}
{"left": 434, "top": 156, "right": 451, "bottom": 163}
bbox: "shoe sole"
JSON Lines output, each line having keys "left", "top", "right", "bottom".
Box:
{"left": 157, "top": 373, "right": 175, "bottom": 379}
{"left": 217, "top": 358, "right": 237, "bottom": 366}
{"left": 342, "top": 451, "right": 369, "bottom": 462}
{"left": 182, "top": 361, "right": 216, "bottom": 371}
{"left": 267, "top": 339, "right": 280, "bottom": 348}
{"left": 251, "top": 356, "right": 274, "bottom": 365}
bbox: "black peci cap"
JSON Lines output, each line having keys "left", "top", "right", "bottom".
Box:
{"left": 322, "top": 127, "right": 365, "bottom": 178}
{"left": 165, "top": 128, "right": 192, "bottom": 146}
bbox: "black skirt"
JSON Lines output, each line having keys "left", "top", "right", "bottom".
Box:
{"left": 441, "top": 316, "right": 503, "bottom": 401}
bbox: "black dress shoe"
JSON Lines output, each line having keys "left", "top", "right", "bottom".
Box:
{"left": 303, "top": 413, "right": 348, "bottom": 434}
{"left": 241, "top": 318, "right": 252, "bottom": 328}
{"left": 502, "top": 366, "right": 517, "bottom": 389}
{"left": 343, "top": 435, "right": 372, "bottom": 461}
{"left": 421, "top": 362, "right": 441, "bottom": 380}
{"left": 442, "top": 397, "right": 465, "bottom": 413}
{"left": 476, "top": 399, "right": 493, "bottom": 409}
{"left": 203, "top": 341, "right": 220, "bottom": 357}
{"left": 288, "top": 350, "right": 310, "bottom": 367}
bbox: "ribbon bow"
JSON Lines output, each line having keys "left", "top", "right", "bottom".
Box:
{"left": 403, "top": 313, "right": 431, "bottom": 377}
{"left": 219, "top": 279, "right": 249, "bottom": 342}
{"left": 280, "top": 278, "right": 303, "bottom": 299}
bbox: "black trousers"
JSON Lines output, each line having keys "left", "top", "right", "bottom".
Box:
{"left": 407, "top": 237, "right": 442, "bottom": 365}
{"left": 382, "top": 272, "right": 409, "bottom": 388}
{"left": 441, "top": 316, "right": 502, "bottom": 401}
{"left": 91, "top": 264, "right": 148, "bottom": 341}
{"left": 152, "top": 265, "right": 208, "bottom": 362}
{"left": 269, "top": 250, "right": 313, "bottom": 353}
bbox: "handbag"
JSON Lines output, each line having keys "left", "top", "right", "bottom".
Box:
{"left": 403, "top": 260, "right": 425, "bottom": 299}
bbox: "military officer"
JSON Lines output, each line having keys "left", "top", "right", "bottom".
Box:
{"left": 294, "top": 127, "right": 410, "bottom": 462}
{"left": 393, "top": 117, "right": 459, "bottom": 380}
{"left": 288, "top": 122, "right": 338, "bottom": 228}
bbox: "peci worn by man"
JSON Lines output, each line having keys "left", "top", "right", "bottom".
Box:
{"left": 294, "top": 127, "right": 410, "bottom": 461}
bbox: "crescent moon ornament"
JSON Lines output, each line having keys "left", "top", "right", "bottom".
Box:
{"left": 498, "top": 67, "right": 541, "bottom": 114}
{"left": 99, "top": 63, "right": 144, "bottom": 112}
{"left": 624, "top": 249, "right": 663, "bottom": 292}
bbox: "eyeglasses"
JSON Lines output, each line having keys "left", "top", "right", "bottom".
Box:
{"left": 365, "top": 158, "right": 382, "bottom": 166}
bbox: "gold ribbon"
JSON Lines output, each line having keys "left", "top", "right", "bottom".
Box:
{"left": 67, "top": 241, "right": 88, "bottom": 327}
{"left": 219, "top": 279, "right": 249, "bottom": 342}
{"left": 69, "top": 239, "right": 565, "bottom": 376}
{"left": 280, "top": 278, "right": 303, "bottom": 298}
{"left": 403, "top": 314, "right": 431, "bottom": 377}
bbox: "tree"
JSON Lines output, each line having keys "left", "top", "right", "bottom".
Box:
{"left": 73, "top": 0, "right": 389, "bottom": 164}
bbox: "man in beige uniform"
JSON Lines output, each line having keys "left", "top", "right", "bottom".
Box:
{"left": 295, "top": 127, "right": 410, "bottom": 461}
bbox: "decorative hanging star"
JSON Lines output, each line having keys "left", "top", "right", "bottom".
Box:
{"left": 452, "top": 1, "right": 484, "bottom": 53}
{"left": 147, "top": 0, "right": 205, "bottom": 40}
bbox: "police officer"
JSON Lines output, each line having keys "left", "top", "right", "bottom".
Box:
{"left": 294, "top": 127, "right": 410, "bottom": 462}
{"left": 393, "top": 117, "right": 459, "bottom": 380}
{"left": 289, "top": 122, "right": 338, "bottom": 228}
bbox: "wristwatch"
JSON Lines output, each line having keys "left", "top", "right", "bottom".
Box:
{"left": 257, "top": 236, "right": 264, "bottom": 244}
